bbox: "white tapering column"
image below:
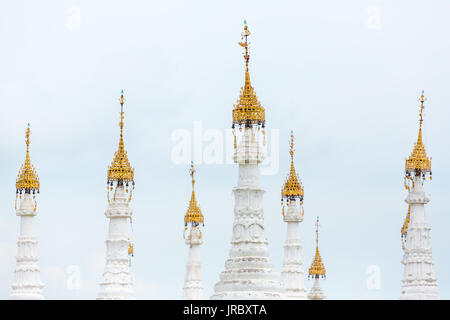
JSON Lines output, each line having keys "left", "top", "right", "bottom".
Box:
{"left": 183, "top": 225, "right": 203, "bottom": 299}
{"left": 281, "top": 200, "right": 307, "bottom": 299}
{"left": 400, "top": 176, "right": 439, "bottom": 299}
{"left": 10, "top": 193, "right": 44, "bottom": 300}
{"left": 308, "top": 277, "right": 326, "bottom": 300}
{"left": 97, "top": 185, "right": 135, "bottom": 300}
{"left": 212, "top": 128, "right": 284, "bottom": 299}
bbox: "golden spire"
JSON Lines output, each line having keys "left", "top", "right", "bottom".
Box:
{"left": 107, "top": 90, "right": 135, "bottom": 187}
{"left": 184, "top": 162, "right": 204, "bottom": 226}
{"left": 281, "top": 131, "right": 304, "bottom": 201}
{"left": 16, "top": 124, "right": 40, "bottom": 195}
{"left": 232, "top": 20, "right": 265, "bottom": 130}
{"left": 308, "top": 217, "right": 326, "bottom": 279}
{"left": 405, "top": 91, "right": 432, "bottom": 179}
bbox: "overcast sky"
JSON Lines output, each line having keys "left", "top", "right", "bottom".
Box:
{"left": 1, "top": 0, "right": 450, "bottom": 300}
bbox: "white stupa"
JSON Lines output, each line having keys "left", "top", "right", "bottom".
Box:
{"left": 182, "top": 162, "right": 205, "bottom": 300}
{"left": 400, "top": 91, "right": 439, "bottom": 300}
{"left": 98, "top": 90, "right": 136, "bottom": 300}
{"left": 307, "top": 217, "right": 326, "bottom": 300}
{"left": 212, "top": 21, "right": 284, "bottom": 300}
{"left": 280, "top": 131, "right": 307, "bottom": 299}
{"left": 10, "top": 124, "right": 44, "bottom": 300}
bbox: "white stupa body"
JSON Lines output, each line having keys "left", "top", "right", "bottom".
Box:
{"left": 400, "top": 176, "right": 439, "bottom": 299}
{"left": 97, "top": 185, "right": 135, "bottom": 300}
{"left": 183, "top": 225, "right": 203, "bottom": 299}
{"left": 308, "top": 277, "right": 326, "bottom": 300}
{"left": 212, "top": 128, "right": 284, "bottom": 299}
{"left": 10, "top": 193, "right": 44, "bottom": 300}
{"left": 281, "top": 200, "right": 307, "bottom": 299}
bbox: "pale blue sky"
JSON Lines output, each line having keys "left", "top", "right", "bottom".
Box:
{"left": 1, "top": 0, "right": 450, "bottom": 299}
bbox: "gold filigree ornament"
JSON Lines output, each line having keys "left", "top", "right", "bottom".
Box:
{"left": 308, "top": 217, "right": 326, "bottom": 279}
{"left": 281, "top": 131, "right": 304, "bottom": 216}
{"left": 128, "top": 238, "right": 134, "bottom": 257}
{"left": 232, "top": 20, "right": 266, "bottom": 149}
{"left": 405, "top": 91, "right": 432, "bottom": 181}
{"left": 401, "top": 204, "right": 411, "bottom": 250}
{"left": 184, "top": 161, "right": 205, "bottom": 228}
{"left": 107, "top": 90, "right": 135, "bottom": 200}
{"left": 15, "top": 124, "right": 39, "bottom": 211}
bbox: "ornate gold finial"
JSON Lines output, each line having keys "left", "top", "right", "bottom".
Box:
{"left": 281, "top": 131, "right": 304, "bottom": 206}
{"left": 184, "top": 161, "right": 204, "bottom": 226}
{"left": 128, "top": 240, "right": 134, "bottom": 257}
{"left": 16, "top": 123, "right": 40, "bottom": 195}
{"left": 308, "top": 217, "right": 326, "bottom": 279}
{"left": 107, "top": 90, "right": 135, "bottom": 188}
{"left": 401, "top": 204, "right": 411, "bottom": 250}
{"left": 232, "top": 20, "right": 265, "bottom": 130}
{"left": 405, "top": 91, "right": 432, "bottom": 179}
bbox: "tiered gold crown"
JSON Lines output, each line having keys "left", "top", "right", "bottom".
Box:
{"left": 107, "top": 90, "right": 135, "bottom": 187}
{"left": 281, "top": 131, "right": 304, "bottom": 201}
{"left": 232, "top": 21, "right": 265, "bottom": 129}
{"left": 16, "top": 124, "right": 40, "bottom": 195}
{"left": 184, "top": 162, "right": 204, "bottom": 226}
{"left": 309, "top": 217, "right": 326, "bottom": 278}
{"left": 405, "top": 91, "right": 431, "bottom": 178}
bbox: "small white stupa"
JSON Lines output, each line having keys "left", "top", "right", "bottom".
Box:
{"left": 98, "top": 91, "right": 136, "bottom": 300}
{"left": 307, "top": 217, "right": 326, "bottom": 300}
{"left": 10, "top": 124, "right": 44, "bottom": 300}
{"left": 280, "top": 131, "right": 307, "bottom": 299}
{"left": 182, "top": 162, "right": 205, "bottom": 300}
{"left": 400, "top": 91, "right": 439, "bottom": 300}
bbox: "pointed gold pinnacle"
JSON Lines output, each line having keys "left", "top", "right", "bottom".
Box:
{"left": 16, "top": 124, "right": 40, "bottom": 194}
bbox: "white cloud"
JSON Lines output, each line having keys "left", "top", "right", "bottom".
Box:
{"left": 43, "top": 266, "right": 66, "bottom": 290}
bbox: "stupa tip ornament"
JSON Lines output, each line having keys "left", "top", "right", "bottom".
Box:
{"left": 405, "top": 91, "right": 432, "bottom": 179}
{"left": 281, "top": 131, "right": 304, "bottom": 201}
{"left": 308, "top": 217, "right": 326, "bottom": 279}
{"left": 16, "top": 124, "right": 40, "bottom": 195}
{"left": 107, "top": 90, "right": 135, "bottom": 188}
{"left": 232, "top": 20, "right": 265, "bottom": 131}
{"left": 184, "top": 162, "right": 204, "bottom": 227}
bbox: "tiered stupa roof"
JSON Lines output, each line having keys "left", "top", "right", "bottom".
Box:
{"left": 16, "top": 124, "right": 40, "bottom": 195}
{"left": 308, "top": 217, "right": 326, "bottom": 279}
{"left": 107, "top": 90, "right": 135, "bottom": 187}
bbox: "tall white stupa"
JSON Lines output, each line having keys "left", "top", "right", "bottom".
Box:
{"left": 400, "top": 91, "right": 439, "bottom": 300}
{"left": 212, "top": 21, "right": 284, "bottom": 300}
{"left": 307, "top": 217, "right": 326, "bottom": 300}
{"left": 98, "top": 91, "right": 136, "bottom": 300}
{"left": 182, "top": 162, "right": 205, "bottom": 300}
{"left": 10, "top": 124, "right": 44, "bottom": 300}
{"left": 280, "top": 131, "right": 307, "bottom": 299}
